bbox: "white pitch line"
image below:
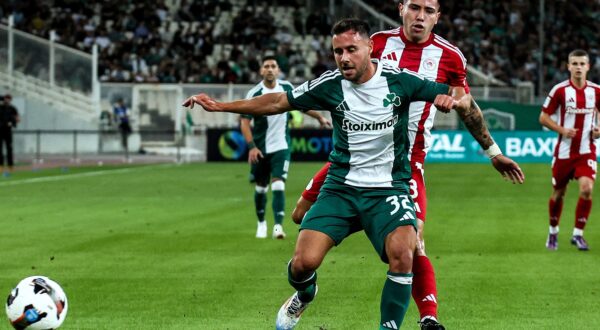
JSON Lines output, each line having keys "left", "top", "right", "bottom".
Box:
{"left": 0, "top": 163, "right": 176, "bottom": 187}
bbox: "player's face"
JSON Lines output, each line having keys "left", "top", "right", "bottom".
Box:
{"left": 332, "top": 30, "right": 373, "bottom": 84}
{"left": 260, "top": 60, "right": 280, "bottom": 83}
{"left": 567, "top": 56, "right": 590, "bottom": 80}
{"left": 400, "top": 0, "right": 440, "bottom": 43}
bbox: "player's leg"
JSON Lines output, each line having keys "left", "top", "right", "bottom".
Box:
{"left": 271, "top": 149, "right": 290, "bottom": 239}
{"left": 0, "top": 130, "right": 5, "bottom": 172}
{"left": 571, "top": 156, "right": 596, "bottom": 250}
{"left": 276, "top": 184, "right": 357, "bottom": 330}
{"left": 408, "top": 170, "right": 444, "bottom": 329}
{"left": 5, "top": 128, "right": 13, "bottom": 170}
{"left": 547, "top": 158, "right": 570, "bottom": 250}
{"left": 251, "top": 157, "right": 270, "bottom": 238}
{"left": 360, "top": 188, "right": 417, "bottom": 330}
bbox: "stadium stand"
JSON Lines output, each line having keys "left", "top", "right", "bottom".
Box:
{"left": 1, "top": 0, "right": 599, "bottom": 91}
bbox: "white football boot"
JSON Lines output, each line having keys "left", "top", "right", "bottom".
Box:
{"left": 273, "top": 224, "right": 286, "bottom": 239}
{"left": 275, "top": 286, "right": 317, "bottom": 330}
{"left": 256, "top": 221, "right": 267, "bottom": 239}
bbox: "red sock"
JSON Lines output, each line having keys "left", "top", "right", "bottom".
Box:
{"left": 549, "top": 198, "right": 563, "bottom": 227}
{"left": 575, "top": 198, "right": 592, "bottom": 230}
{"left": 412, "top": 255, "right": 438, "bottom": 319}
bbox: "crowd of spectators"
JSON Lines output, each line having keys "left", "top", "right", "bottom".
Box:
{"left": 1, "top": 0, "right": 600, "bottom": 94}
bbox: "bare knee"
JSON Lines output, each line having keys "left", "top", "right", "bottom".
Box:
{"left": 385, "top": 226, "right": 417, "bottom": 273}
{"left": 290, "top": 230, "right": 333, "bottom": 278}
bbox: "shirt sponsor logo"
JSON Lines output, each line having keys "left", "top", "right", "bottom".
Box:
{"left": 566, "top": 106, "right": 594, "bottom": 114}
{"left": 342, "top": 115, "right": 399, "bottom": 132}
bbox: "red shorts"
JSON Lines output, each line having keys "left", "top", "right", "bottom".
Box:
{"left": 301, "top": 161, "right": 428, "bottom": 221}
{"left": 410, "top": 162, "right": 427, "bottom": 221}
{"left": 552, "top": 154, "right": 597, "bottom": 189}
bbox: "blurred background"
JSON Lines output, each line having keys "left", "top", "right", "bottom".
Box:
{"left": 0, "top": 0, "right": 598, "bottom": 167}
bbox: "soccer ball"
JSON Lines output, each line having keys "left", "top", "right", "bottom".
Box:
{"left": 5, "top": 276, "right": 68, "bottom": 329}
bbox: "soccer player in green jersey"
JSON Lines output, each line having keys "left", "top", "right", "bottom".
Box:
{"left": 240, "top": 55, "right": 330, "bottom": 239}
{"left": 184, "top": 18, "right": 476, "bottom": 330}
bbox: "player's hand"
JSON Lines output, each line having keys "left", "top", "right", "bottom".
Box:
{"left": 560, "top": 127, "right": 578, "bottom": 138}
{"left": 433, "top": 94, "right": 456, "bottom": 113}
{"left": 491, "top": 154, "right": 525, "bottom": 184}
{"left": 182, "top": 93, "right": 222, "bottom": 112}
{"left": 248, "top": 147, "right": 263, "bottom": 164}
{"left": 592, "top": 127, "right": 600, "bottom": 139}
{"left": 318, "top": 117, "right": 332, "bottom": 129}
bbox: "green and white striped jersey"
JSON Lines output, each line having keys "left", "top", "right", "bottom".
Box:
{"left": 287, "top": 60, "right": 449, "bottom": 188}
{"left": 242, "top": 80, "right": 294, "bottom": 154}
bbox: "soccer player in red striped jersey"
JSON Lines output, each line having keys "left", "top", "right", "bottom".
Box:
{"left": 540, "top": 49, "right": 600, "bottom": 252}
{"left": 292, "top": 1, "right": 525, "bottom": 329}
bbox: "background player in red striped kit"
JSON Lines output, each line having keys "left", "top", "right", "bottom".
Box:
{"left": 293, "top": 1, "right": 524, "bottom": 329}
{"left": 540, "top": 49, "right": 600, "bottom": 251}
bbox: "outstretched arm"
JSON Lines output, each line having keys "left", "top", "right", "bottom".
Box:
{"left": 450, "top": 87, "right": 525, "bottom": 184}
{"left": 305, "top": 110, "right": 332, "bottom": 128}
{"left": 182, "top": 92, "right": 292, "bottom": 116}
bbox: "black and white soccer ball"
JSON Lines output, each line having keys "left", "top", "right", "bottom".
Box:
{"left": 5, "top": 276, "right": 68, "bottom": 329}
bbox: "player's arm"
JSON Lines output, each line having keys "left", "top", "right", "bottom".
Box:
{"left": 240, "top": 117, "right": 263, "bottom": 164}
{"left": 539, "top": 112, "right": 577, "bottom": 138}
{"left": 448, "top": 87, "right": 524, "bottom": 184}
{"left": 304, "top": 110, "right": 332, "bottom": 128}
{"left": 292, "top": 196, "right": 314, "bottom": 224}
{"left": 182, "top": 92, "right": 292, "bottom": 115}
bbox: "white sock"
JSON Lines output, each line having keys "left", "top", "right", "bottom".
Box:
{"left": 549, "top": 226, "right": 559, "bottom": 234}
{"left": 573, "top": 228, "right": 583, "bottom": 237}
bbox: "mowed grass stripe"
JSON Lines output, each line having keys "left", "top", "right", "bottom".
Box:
{"left": 0, "top": 162, "right": 598, "bottom": 329}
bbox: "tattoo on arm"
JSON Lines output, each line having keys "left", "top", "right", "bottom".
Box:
{"left": 458, "top": 99, "right": 494, "bottom": 149}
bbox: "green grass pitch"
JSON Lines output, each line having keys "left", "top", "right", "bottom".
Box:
{"left": 0, "top": 162, "right": 599, "bottom": 329}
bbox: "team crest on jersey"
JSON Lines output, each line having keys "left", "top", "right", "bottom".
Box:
{"left": 383, "top": 93, "right": 401, "bottom": 107}
{"left": 422, "top": 58, "right": 438, "bottom": 72}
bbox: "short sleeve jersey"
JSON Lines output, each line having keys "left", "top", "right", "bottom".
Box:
{"left": 287, "top": 60, "right": 449, "bottom": 188}
{"left": 371, "top": 28, "right": 469, "bottom": 165}
{"left": 242, "top": 80, "right": 294, "bottom": 154}
{"left": 542, "top": 79, "right": 600, "bottom": 159}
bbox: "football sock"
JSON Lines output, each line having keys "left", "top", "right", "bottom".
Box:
{"left": 254, "top": 186, "right": 268, "bottom": 222}
{"left": 573, "top": 228, "right": 584, "bottom": 237}
{"left": 549, "top": 226, "right": 559, "bottom": 234}
{"left": 574, "top": 198, "right": 591, "bottom": 230}
{"left": 549, "top": 198, "right": 563, "bottom": 227}
{"left": 287, "top": 261, "right": 317, "bottom": 303}
{"left": 272, "top": 180, "right": 285, "bottom": 225}
{"left": 412, "top": 256, "right": 438, "bottom": 319}
{"left": 380, "top": 271, "right": 412, "bottom": 330}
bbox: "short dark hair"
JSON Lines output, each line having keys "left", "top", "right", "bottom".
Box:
{"left": 568, "top": 49, "right": 588, "bottom": 59}
{"left": 261, "top": 55, "right": 278, "bottom": 65}
{"left": 331, "top": 18, "right": 370, "bottom": 39}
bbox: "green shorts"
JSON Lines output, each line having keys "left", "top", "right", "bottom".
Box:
{"left": 300, "top": 181, "right": 417, "bottom": 262}
{"left": 249, "top": 149, "right": 290, "bottom": 184}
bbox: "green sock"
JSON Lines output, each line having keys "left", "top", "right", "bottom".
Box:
{"left": 254, "top": 191, "right": 266, "bottom": 222}
{"left": 380, "top": 271, "right": 412, "bottom": 330}
{"left": 272, "top": 190, "right": 285, "bottom": 225}
{"left": 287, "top": 261, "right": 317, "bottom": 303}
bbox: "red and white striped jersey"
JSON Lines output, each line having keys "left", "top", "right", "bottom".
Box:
{"left": 542, "top": 80, "right": 600, "bottom": 159}
{"left": 371, "top": 27, "right": 469, "bottom": 165}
